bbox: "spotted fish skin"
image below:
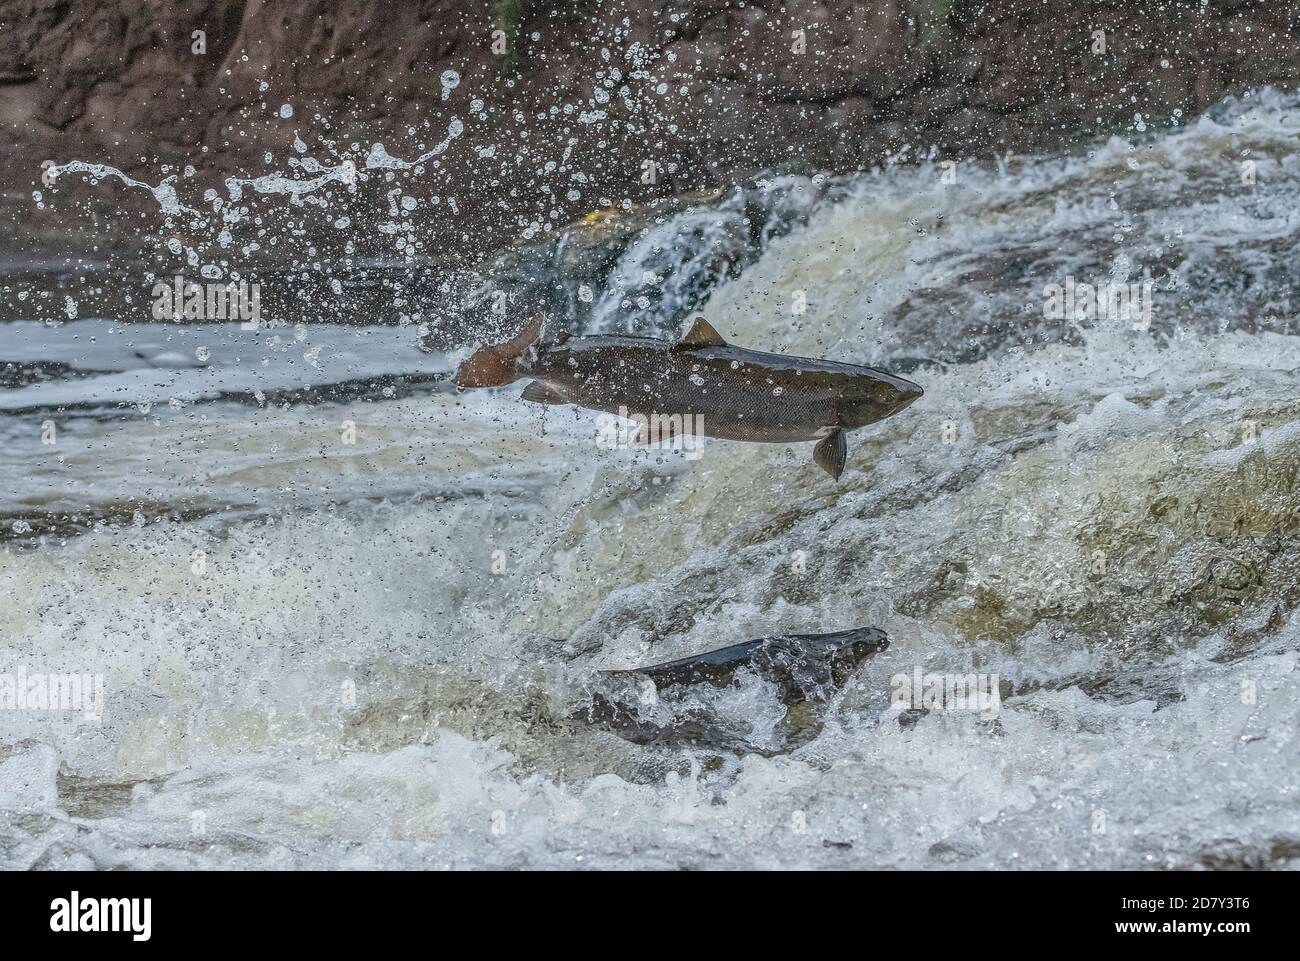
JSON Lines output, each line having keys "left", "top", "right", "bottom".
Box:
{"left": 530, "top": 335, "right": 920, "bottom": 443}
{"left": 454, "top": 315, "right": 922, "bottom": 478}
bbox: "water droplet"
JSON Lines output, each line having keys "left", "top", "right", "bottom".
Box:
{"left": 440, "top": 70, "right": 460, "bottom": 100}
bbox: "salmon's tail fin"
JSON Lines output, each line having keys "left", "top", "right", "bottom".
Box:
{"left": 454, "top": 313, "right": 544, "bottom": 388}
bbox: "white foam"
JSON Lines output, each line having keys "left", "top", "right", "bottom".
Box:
{"left": 7, "top": 89, "right": 1300, "bottom": 868}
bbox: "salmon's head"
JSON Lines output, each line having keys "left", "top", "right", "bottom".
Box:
{"left": 817, "top": 626, "right": 890, "bottom": 685}
{"left": 839, "top": 368, "right": 923, "bottom": 429}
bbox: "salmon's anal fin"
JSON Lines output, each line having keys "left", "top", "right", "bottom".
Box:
{"left": 521, "top": 381, "right": 567, "bottom": 405}
{"left": 814, "top": 429, "right": 847, "bottom": 481}
{"left": 675, "top": 316, "right": 728, "bottom": 349}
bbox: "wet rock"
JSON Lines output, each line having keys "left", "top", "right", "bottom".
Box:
{"left": 6, "top": 1, "right": 1299, "bottom": 268}
{"left": 928, "top": 838, "right": 982, "bottom": 864}
{"left": 423, "top": 173, "right": 824, "bottom": 350}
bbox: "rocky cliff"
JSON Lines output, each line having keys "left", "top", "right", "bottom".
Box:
{"left": 2, "top": 1, "right": 1297, "bottom": 265}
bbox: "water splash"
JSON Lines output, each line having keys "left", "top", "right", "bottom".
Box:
{"left": 46, "top": 161, "right": 199, "bottom": 217}
{"left": 7, "top": 87, "right": 1300, "bottom": 870}
{"left": 365, "top": 118, "right": 466, "bottom": 170}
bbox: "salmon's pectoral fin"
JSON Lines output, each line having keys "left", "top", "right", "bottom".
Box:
{"left": 675, "top": 316, "right": 728, "bottom": 349}
{"left": 520, "top": 381, "right": 567, "bottom": 405}
{"left": 813, "top": 429, "right": 847, "bottom": 480}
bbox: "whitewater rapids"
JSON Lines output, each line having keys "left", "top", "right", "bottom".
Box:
{"left": 2, "top": 90, "right": 1299, "bottom": 869}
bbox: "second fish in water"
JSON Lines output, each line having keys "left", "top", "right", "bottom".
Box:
{"left": 454, "top": 314, "right": 923, "bottom": 479}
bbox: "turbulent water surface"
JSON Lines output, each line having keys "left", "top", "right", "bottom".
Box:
{"left": 3, "top": 91, "right": 1300, "bottom": 869}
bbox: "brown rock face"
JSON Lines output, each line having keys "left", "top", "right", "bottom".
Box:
{"left": 1, "top": 1, "right": 1297, "bottom": 264}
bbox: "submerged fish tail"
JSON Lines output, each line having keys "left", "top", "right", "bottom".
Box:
{"left": 454, "top": 313, "right": 543, "bottom": 388}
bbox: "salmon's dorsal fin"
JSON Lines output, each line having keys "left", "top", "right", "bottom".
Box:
{"left": 675, "top": 316, "right": 727, "bottom": 349}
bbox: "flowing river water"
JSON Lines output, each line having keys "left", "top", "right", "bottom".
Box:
{"left": 2, "top": 89, "right": 1299, "bottom": 869}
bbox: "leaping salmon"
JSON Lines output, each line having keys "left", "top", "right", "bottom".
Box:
{"left": 454, "top": 314, "right": 922, "bottom": 479}
{"left": 573, "top": 626, "right": 891, "bottom": 752}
